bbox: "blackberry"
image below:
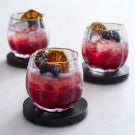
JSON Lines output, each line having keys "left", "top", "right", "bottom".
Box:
{"left": 102, "top": 31, "right": 121, "bottom": 42}
{"left": 35, "top": 51, "right": 47, "bottom": 68}
{"left": 112, "top": 31, "right": 120, "bottom": 42}
{"left": 39, "top": 64, "right": 61, "bottom": 77}
{"left": 102, "top": 31, "right": 112, "bottom": 40}
{"left": 35, "top": 51, "right": 61, "bottom": 77}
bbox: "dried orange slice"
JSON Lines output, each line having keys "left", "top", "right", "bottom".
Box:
{"left": 21, "top": 9, "right": 42, "bottom": 20}
{"left": 90, "top": 22, "right": 106, "bottom": 32}
{"left": 47, "top": 49, "right": 69, "bottom": 73}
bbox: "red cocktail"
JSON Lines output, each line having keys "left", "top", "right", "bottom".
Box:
{"left": 8, "top": 29, "right": 48, "bottom": 55}
{"left": 26, "top": 48, "right": 83, "bottom": 112}
{"left": 82, "top": 22, "right": 128, "bottom": 72}
{"left": 8, "top": 10, "right": 49, "bottom": 58}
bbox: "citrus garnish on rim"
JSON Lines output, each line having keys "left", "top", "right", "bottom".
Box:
{"left": 21, "top": 9, "right": 43, "bottom": 20}
{"left": 47, "top": 49, "right": 69, "bottom": 73}
{"left": 90, "top": 22, "right": 106, "bottom": 32}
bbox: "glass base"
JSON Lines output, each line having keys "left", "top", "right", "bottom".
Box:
{"left": 12, "top": 51, "right": 30, "bottom": 59}
{"left": 34, "top": 102, "right": 71, "bottom": 113}
{"left": 88, "top": 66, "right": 119, "bottom": 73}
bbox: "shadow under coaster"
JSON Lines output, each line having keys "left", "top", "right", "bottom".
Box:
{"left": 7, "top": 52, "right": 29, "bottom": 68}
{"left": 82, "top": 63, "right": 129, "bottom": 84}
{"left": 23, "top": 97, "right": 88, "bottom": 126}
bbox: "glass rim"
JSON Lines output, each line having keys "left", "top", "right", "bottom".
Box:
{"left": 32, "top": 47, "right": 78, "bottom": 64}
{"left": 10, "top": 12, "right": 45, "bottom": 21}
{"left": 87, "top": 22, "right": 125, "bottom": 31}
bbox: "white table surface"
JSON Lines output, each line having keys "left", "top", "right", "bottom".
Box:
{"left": 0, "top": 0, "right": 135, "bottom": 135}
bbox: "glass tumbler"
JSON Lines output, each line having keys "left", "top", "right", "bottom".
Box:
{"left": 26, "top": 48, "right": 83, "bottom": 112}
{"left": 82, "top": 23, "right": 128, "bottom": 72}
{"left": 8, "top": 12, "right": 49, "bottom": 58}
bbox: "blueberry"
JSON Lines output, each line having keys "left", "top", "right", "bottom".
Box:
{"left": 39, "top": 64, "right": 61, "bottom": 77}
{"left": 51, "top": 66, "right": 61, "bottom": 77}
{"left": 112, "top": 31, "right": 120, "bottom": 42}
{"left": 39, "top": 64, "right": 46, "bottom": 74}
{"left": 27, "top": 19, "right": 44, "bottom": 29}
{"left": 28, "top": 20, "right": 38, "bottom": 27}
{"left": 102, "top": 31, "right": 112, "bottom": 40}
{"left": 102, "top": 31, "right": 121, "bottom": 42}
{"left": 39, "top": 63, "right": 51, "bottom": 74}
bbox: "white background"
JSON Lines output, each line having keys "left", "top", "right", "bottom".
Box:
{"left": 0, "top": 0, "right": 135, "bottom": 135}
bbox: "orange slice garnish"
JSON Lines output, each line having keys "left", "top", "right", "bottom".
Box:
{"left": 21, "top": 9, "right": 43, "bottom": 20}
{"left": 90, "top": 22, "right": 106, "bottom": 32}
{"left": 47, "top": 49, "right": 69, "bottom": 73}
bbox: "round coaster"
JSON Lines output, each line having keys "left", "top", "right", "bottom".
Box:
{"left": 7, "top": 52, "right": 29, "bottom": 68}
{"left": 23, "top": 97, "right": 88, "bottom": 126}
{"left": 83, "top": 63, "right": 129, "bottom": 84}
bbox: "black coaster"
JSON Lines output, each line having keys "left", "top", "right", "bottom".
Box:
{"left": 7, "top": 52, "right": 29, "bottom": 68}
{"left": 83, "top": 63, "right": 129, "bottom": 84}
{"left": 23, "top": 97, "right": 88, "bottom": 126}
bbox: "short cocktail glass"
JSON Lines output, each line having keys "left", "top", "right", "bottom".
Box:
{"left": 8, "top": 12, "right": 49, "bottom": 58}
{"left": 26, "top": 48, "right": 83, "bottom": 112}
{"left": 82, "top": 23, "right": 128, "bottom": 72}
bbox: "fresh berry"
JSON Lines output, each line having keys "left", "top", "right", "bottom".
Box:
{"left": 102, "top": 31, "right": 120, "bottom": 42}
{"left": 112, "top": 31, "right": 120, "bottom": 42}
{"left": 39, "top": 63, "right": 52, "bottom": 74}
{"left": 39, "top": 63, "right": 61, "bottom": 77}
{"left": 35, "top": 49, "right": 67, "bottom": 77}
{"left": 51, "top": 66, "right": 61, "bottom": 77}
{"left": 28, "top": 19, "right": 44, "bottom": 29}
{"left": 36, "top": 51, "right": 47, "bottom": 58}
{"left": 39, "top": 63, "right": 47, "bottom": 74}
{"left": 102, "top": 31, "right": 112, "bottom": 40}
{"left": 35, "top": 51, "right": 47, "bottom": 67}
{"left": 28, "top": 20, "right": 37, "bottom": 27}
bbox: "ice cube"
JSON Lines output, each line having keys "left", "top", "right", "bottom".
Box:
{"left": 90, "top": 32, "right": 102, "bottom": 42}
{"left": 29, "top": 29, "right": 43, "bottom": 37}
{"left": 98, "top": 39, "right": 108, "bottom": 44}
{"left": 12, "top": 21, "right": 29, "bottom": 32}
{"left": 110, "top": 42, "right": 122, "bottom": 56}
{"left": 97, "top": 40, "right": 109, "bottom": 52}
